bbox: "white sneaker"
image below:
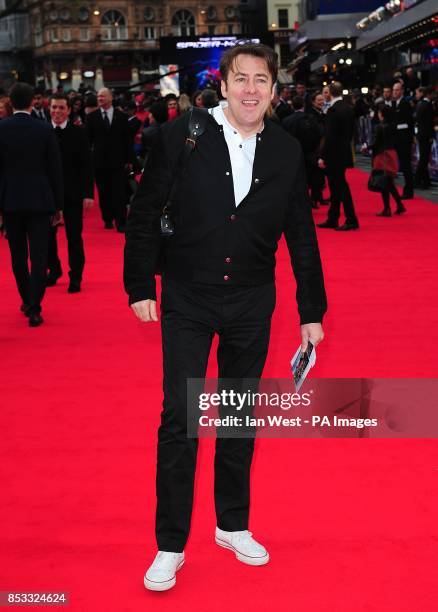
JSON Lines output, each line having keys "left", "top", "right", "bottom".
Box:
{"left": 215, "top": 527, "right": 270, "bottom": 566}
{"left": 144, "top": 551, "right": 185, "bottom": 591}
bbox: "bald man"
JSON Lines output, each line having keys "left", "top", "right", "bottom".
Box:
{"left": 86, "top": 88, "right": 135, "bottom": 232}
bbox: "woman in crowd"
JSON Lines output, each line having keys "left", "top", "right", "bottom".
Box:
{"left": 371, "top": 104, "right": 406, "bottom": 217}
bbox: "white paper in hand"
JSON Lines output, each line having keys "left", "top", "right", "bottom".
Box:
{"left": 291, "top": 342, "right": 316, "bottom": 392}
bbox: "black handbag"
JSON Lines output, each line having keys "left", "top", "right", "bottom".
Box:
{"left": 160, "top": 107, "right": 208, "bottom": 236}
{"left": 367, "top": 169, "right": 390, "bottom": 193}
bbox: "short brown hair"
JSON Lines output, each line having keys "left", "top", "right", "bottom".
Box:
{"left": 220, "top": 43, "right": 278, "bottom": 84}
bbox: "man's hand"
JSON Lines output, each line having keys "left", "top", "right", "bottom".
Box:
{"left": 83, "top": 198, "right": 94, "bottom": 210}
{"left": 318, "top": 158, "right": 326, "bottom": 169}
{"left": 131, "top": 299, "right": 158, "bottom": 322}
{"left": 300, "top": 323, "right": 324, "bottom": 353}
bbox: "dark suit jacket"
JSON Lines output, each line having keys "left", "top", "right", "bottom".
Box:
{"left": 31, "top": 108, "right": 51, "bottom": 122}
{"left": 321, "top": 100, "right": 354, "bottom": 170}
{"left": 53, "top": 123, "right": 94, "bottom": 206}
{"left": 416, "top": 99, "right": 434, "bottom": 141}
{"left": 86, "top": 107, "right": 134, "bottom": 169}
{"left": 275, "top": 100, "right": 292, "bottom": 122}
{"left": 0, "top": 113, "right": 63, "bottom": 213}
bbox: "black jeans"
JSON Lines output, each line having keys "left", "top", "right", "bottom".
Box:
{"left": 94, "top": 167, "right": 127, "bottom": 228}
{"left": 326, "top": 166, "right": 358, "bottom": 225}
{"left": 157, "top": 275, "right": 276, "bottom": 552}
{"left": 48, "top": 204, "right": 85, "bottom": 283}
{"left": 4, "top": 211, "right": 51, "bottom": 314}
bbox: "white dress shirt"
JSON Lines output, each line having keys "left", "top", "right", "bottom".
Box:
{"left": 101, "top": 105, "right": 114, "bottom": 124}
{"left": 209, "top": 103, "right": 262, "bottom": 206}
{"left": 51, "top": 120, "right": 68, "bottom": 130}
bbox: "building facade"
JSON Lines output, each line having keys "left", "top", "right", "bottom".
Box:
{"left": 266, "top": 1, "right": 299, "bottom": 68}
{"left": 0, "top": 0, "right": 32, "bottom": 88}
{"left": 27, "top": 1, "right": 242, "bottom": 90}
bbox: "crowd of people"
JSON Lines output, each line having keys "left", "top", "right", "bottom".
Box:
{"left": 0, "top": 70, "right": 436, "bottom": 326}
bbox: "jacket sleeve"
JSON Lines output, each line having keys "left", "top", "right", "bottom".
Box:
{"left": 283, "top": 146, "right": 327, "bottom": 324}
{"left": 123, "top": 126, "right": 172, "bottom": 304}
{"left": 46, "top": 129, "right": 64, "bottom": 211}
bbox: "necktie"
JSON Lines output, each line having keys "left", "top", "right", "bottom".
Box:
{"left": 55, "top": 126, "right": 62, "bottom": 134}
{"left": 103, "top": 110, "right": 110, "bottom": 129}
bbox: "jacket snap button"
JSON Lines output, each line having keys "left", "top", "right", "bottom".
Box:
{"left": 224, "top": 275, "right": 229, "bottom": 281}
{"left": 230, "top": 214, "right": 236, "bottom": 221}
{"left": 225, "top": 257, "right": 231, "bottom": 263}
{"left": 254, "top": 178, "right": 260, "bottom": 183}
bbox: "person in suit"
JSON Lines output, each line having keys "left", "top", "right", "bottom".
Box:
{"left": 317, "top": 82, "right": 359, "bottom": 231}
{"left": 46, "top": 94, "right": 94, "bottom": 292}
{"left": 0, "top": 83, "right": 63, "bottom": 327}
{"left": 31, "top": 86, "right": 50, "bottom": 122}
{"left": 124, "top": 43, "right": 326, "bottom": 591}
{"left": 391, "top": 81, "right": 415, "bottom": 199}
{"left": 282, "top": 96, "right": 323, "bottom": 209}
{"left": 414, "top": 86, "right": 435, "bottom": 189}
{"left": 86, "top": 87, "right": 134, "bottom": 232}
{"left": 273, "top": 84, "right": 292, "bottom": 121}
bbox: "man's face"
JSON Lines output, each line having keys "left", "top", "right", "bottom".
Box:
{"left": 97, "top": 88, "right": 112, "bottom": 109}
{"left": 415, "top": 88, "right": 423, "bottom": 102}
{"left": 296, "top": 83, "right": 306, "bottom": 97}
{"left": 220, "top": 54, "right": 274, "bottom": 131}
{"left": 322, "top": 87, "right": 331, "bottom": 102}
{"left": 33, "top": 94, "right": 43, "bottom": 109}
{"left": 393, "top": 83, "right": 403, "bottom": 100}
{"left": 167, "top": 99, "right": 178, "bottom": 110}
{"left": 313, "top": 94, "right": 324, "bottom": 111}
{"left": 383, "top": 87, "right": 392, "bottom": 101}
{"left": 50, "top": 98, "right": 70, "bottom": 125}
{"left": 280, "top": 87, "right": 290, "bottom": 101}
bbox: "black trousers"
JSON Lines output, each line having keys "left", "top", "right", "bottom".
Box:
{"left": 4, "top": 211, "right": 51, "bottom": 315}
{"left": 326, "top": 166, "right": 358, "bottom": 225}
{"left": 94, "top": 167, "right": 127, "bottom": 228}
{"left": 157, "top": 275, "right": 276, "bottom": 552}
{"left": 414, "top": 138, "right": 432, "bottom": 187}
{"left": 48, "top": 204, "right": 85, "bottom": 283}
{"left": 395, "top": 137, "right": 414, "bottom": 194}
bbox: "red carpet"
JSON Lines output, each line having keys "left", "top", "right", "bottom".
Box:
{"left": 1, "top": 169, "right": 437, "bottom": 611}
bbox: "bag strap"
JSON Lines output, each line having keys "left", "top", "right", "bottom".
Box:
{"left": 164, "top": 107, "right": 208, "bottom": 215}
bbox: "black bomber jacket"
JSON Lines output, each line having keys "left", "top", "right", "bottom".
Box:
{"left": 124, "top": 108, "right": 327, "bottom": 325}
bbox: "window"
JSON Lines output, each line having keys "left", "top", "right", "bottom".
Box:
{"left": 101, "top": 10, "right": 127, "bottom": 40}
{"left": 171, "top": 9, "right": 196, "bottom": 36}
{"left": 79, "top": 28, "right": 90, "bottom": 41}
{"left": 61, "top": 28, "right": 71, "bottom": 42}
{"left": 278, "top": 8, "right": 289, "bottom": 28}
{"left": 50, "top": 28, "right": 59, "bottom": 42}
{"left": 144, "top": 7, "right": 155, "bottom": 21}
{"left": 144, "top": 26, "right": 155, "bottom": 39}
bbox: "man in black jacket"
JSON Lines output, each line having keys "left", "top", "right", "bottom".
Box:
{"left": 86, "top": 88, "right": 134, "bottom": 232}
{"left": 124, "top": 44, "right": 327, "bottom": 590}
{"left": 414, "top": 86, "right": 435, "bottom": 189}
{"left": 317, "top": 82, "right": 359, "bottom": 231}
{"left": 47, "top": 94, "right": 94, "bottom": 292}
{"left": 392, "top": 81, "right": 415, "bottom": 199}
{"left": 0, "top": 83, "right": 63, "bottom": 327}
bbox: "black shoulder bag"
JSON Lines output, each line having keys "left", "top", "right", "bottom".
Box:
{"left": 160, "top": 107, "right": 208, "bottom": 236}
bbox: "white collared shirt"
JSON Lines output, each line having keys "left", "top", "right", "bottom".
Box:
{"left": 209, "top": 103, "right": 262, "bottom": 206}
{"left": 101, "top": 105, "right": 114, "bottom": 124}
{"left": 51, "top": 120, "right": 68, "bottom": 130}
{"left": 13, "top": 110, "right": 31, "bottom": 115}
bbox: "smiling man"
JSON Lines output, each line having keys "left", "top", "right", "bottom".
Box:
{"left": 124, "top": 43, "right": 327, "bottom": 591}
